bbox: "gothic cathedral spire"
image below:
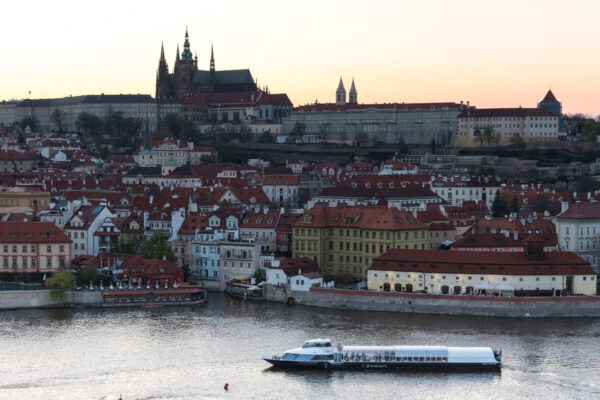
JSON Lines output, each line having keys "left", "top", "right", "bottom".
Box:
{"left": 336, "top": 77, "right": 346, "bottom": 105}
{"left": 210, "top": 44, "right": 215, "bottom": 71}
{"left": 349, "top": 78, "right": 357, "bottom": 104}
{"left": 176, "top": 43, "right": 180, "bottom": 62}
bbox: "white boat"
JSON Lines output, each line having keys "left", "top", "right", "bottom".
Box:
{"left": 263, "top": 338, "right": 501, "bottom": 371}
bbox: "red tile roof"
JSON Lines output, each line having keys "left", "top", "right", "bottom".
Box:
{"left": 557, "top": 202, "right": 600, "bottom": 219}
{"left": 369, "top": 249, "right": 594, "bottom": 275}
{"left": 240, "top": 210, "right": 279, "bottom": 229}
{"left": 540, "top": 89, "right": 559, "bottom": 103}
{"left": 460, "top": 108, "right": 557, "bottom": 118}
{"left": 294, "top": 204, "right": 427, "bottom": 231}
{"left": 0, "top": 221, "right": 71, "bottom": 243}
{"left": 295, "top": 102, "right": 461, "bottom": 112}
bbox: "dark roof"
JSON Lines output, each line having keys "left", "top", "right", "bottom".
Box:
{"left": 191, "top": 69, "right": 254, "bottom": 86}
{"left": 459, "top": 108, "right": 557, "bottom": 118}
{"left": 540, "top": 90, "right": 559, "bottom": 104}
{"left": 18, "top": 94, "right": 155, "bottom": 107}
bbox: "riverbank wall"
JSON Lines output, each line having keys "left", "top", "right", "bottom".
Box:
{"left": 0, "top": 290, "right": 103, "bottom": 310}
{"left": 265, "top": 286, "right": 600, "bottom": 317}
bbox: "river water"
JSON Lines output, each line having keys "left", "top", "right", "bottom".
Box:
{"left": 0, "top": 293, "right": 599, "bottom": 400}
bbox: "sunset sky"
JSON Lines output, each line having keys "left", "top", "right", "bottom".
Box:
{"left": 1, "top": 0, "right": 598, "bottom": 115}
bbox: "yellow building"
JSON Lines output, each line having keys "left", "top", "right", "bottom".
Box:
{"left": 0, "top": 186, "right": 50, "bottom": 213}
{"left": 367, "top": 246, "right": 596, "bottom": 296}
{"left": 292, "top": 204, "right": 428, "bottom": 280}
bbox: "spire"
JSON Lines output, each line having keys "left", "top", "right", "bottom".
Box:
{"left": 210, "top": 43, "right": 215, "bottom": 71}
{"left": 176, "top": 43, "right": 180, "bottom": 62}
{"left": 336, "top": 76, "right": 346, "bottom": 105}
{"left": 143, "top": 111, "right": 152, "bottom": 151}
{"left": 337, "top": 76, "right": 345, "bottom": 92}
{"left": 160, "top": 41, "right": 165, "bottom": 62}
{"left": 181, "top": 27, "right": 193, "bottom": 61}
{"left": 349, "top": 78, "right": 357, "bottom": 104}
{"left": 540, "top": 89, "right": 559, "bottom": 104}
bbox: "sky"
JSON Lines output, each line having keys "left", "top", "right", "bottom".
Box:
{"left": 1, "top": 0, "right": 599, "bottom": 115}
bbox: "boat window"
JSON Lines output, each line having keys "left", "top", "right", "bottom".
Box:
{"left": 282, "top": 353, "right": 298, "bottom": 360}
{"left": 312, "top": 355, "right": 332, "bottom": 361}
{"left": 441, "top": 357, "right": 447, "bottom": 362}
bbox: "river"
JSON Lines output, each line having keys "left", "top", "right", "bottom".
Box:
{"left": 0, "top": 293, "right": 598, "bottom": 400}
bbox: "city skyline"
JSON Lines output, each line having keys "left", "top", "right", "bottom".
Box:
{"left": 1, "top": 0, "right": 599, "bottom": 115}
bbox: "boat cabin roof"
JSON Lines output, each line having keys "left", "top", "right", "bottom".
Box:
{"left": 303, "top": 338, "right": 332, "bottom": 348}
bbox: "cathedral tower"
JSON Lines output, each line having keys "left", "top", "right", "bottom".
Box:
{"left": 336, "top": 77, "right": 346, "bottom": 105}
{"left": 173, "top": 28, "right": 199, "bottom": 98}
{"left": 156, "top": 42, "right": 173, "bottom": 99}
{"left": 348, "top": 78, "right": 357, "bottom": 104}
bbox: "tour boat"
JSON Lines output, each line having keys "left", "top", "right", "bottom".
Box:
{"left": 264, "top": 339, "right": 501, "bottom": 371}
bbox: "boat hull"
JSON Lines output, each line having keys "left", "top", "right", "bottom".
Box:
{"left": 263, "top": 358, "right": 500, "bottom": 371}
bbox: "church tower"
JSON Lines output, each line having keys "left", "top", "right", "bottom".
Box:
{"left": 210, "top": 44, "right": 215, "bottom": 72}
{"left": 156, "top": 42, "right": 173, "bottom": 99}
{"left": 173, "top": 28, "right": 198, "bottom": 98}
{"left": 348, "top": 78, "right": 357, "bottom": 104}
{"left": 336, "top": 77, "right": 346, "bottom": 105}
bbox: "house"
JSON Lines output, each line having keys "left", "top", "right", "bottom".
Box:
{"left": 239, "top": 208, "right": 280, "bottom": 253}
{"left": 266, "top": 257, "right": 323, "bottom": 291}
{"left": 262, "top": 175, "right": 299, "bottom": 207}
{"left": 64, "top": 204, "right": 115, "bottom": 257}
{"left": 219, "top": 238, "right": 270, "bottom": 290}
{"left": 0, "top": 221, "right": 72, "bottom": 272}
{"left": 367, "top": 243, "right": 596, "bottom": 296}
{"left": 556, "top": 201, "right": 600, "bottom": 272}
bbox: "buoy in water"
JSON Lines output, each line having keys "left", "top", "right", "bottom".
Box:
{"left": 224, "top": 383, "right": 229, "bottom": 391}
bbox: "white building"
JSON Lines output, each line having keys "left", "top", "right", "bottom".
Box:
{"left": 219, "top": 239, "right": 270, "bottom": 290}
{"left": 430, "top": 176, "right": 500, "bottom": 208}
{"left": 456, "top": 107, "right": 559, "bottom": 147}
{"left": 266, "top": 257, "right": 323, "bottom": 291}
{"left": 63, "top": 204, "right": 115, "bottom": 257}
{"left": 556, "top": 202, "right": 600, "bottom": 272}
{"left": 262, "top": 175, "right": 299, "bottom": 207}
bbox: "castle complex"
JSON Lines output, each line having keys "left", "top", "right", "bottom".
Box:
{"left": 155, "top": 28, "right": 257, "bottom": 101}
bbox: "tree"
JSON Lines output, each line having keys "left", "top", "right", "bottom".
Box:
{"left": 116, "top": 235, "right": 143, "bottom": 255}
{"left": 529, "top": 195, "right": 560, "bottom": 215}
{"left": 257, "top": 131, "right": 274, "bottom": 143}
{"left": 354, "top": 132, "right": 369, "bottom": 147}
{"left": 163, "top": 113, "right": 183, "bottom": 138}
{"left": 20, "top": 115, "right": 40, "bottom": 132}
{"left": 98, "top": 147, "right": 111, "bottom": 159}
{"left": 45, "top": 271, "right": 75, "bottom": 303}
{"left": 510, "top": 196, "right": 520, "bottom": 213}
{"left": 79, "top": 266, "right": 107, "bottom": 285}
{"left": 75, "top": 112, "right": 103, "bottom": 134}
{"left": 319, "top": 123, "right": 329, "bottom": 143}
{"left": 397, "top": 137, "right": 408, "bottom": 155}
{"left": 583, "top": 119, "right": 599, "bottom": 142}
{"left": 483, "top": 127, "right": 495, "bottom": 146}
{"left": 141, "top": 233, "right": 176, "bottom": 263}
{"left": 491, "top": 190, "right": 509, "bottom": 217}
{"left": 252, "top": 268, "right": 266, "bottom": 283}
{"left": 50, "top": 108, "right": 66, "bottom": 133}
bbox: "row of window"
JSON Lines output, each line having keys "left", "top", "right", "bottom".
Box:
{"left": 294, "top": 228, "right": 425, "bottom": 240}
{"left": 373, "top": 272, "right": 595, "bottom": 282}
{"left": 1, "top": 245, "right": 64, "bottom": 253}
{"left": 2, "top": 256, "right": 66, "bottom": 268}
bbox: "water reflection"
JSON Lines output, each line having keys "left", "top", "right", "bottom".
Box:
{"left": 0, "top": 293, "right": 598, "bottom": 400}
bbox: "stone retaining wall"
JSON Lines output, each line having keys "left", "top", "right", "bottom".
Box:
{"left": 0, "top": 290, "right": 104, "bottom": 310}
{"left": 279, "top": 288, "right": 600, "bottom": 317}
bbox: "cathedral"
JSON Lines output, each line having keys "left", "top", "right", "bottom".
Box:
{"left": 155, "top": 28, "right": 257, "bottom": 101}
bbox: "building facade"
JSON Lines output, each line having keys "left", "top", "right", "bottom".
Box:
{"left": 292, "top": 204, "right": 429, "bottom": 280}
{"left": 556, "top": 202, "right": 600, "bottom": 273}
{"left": 0, "top": 222, "right": 72, "bottom": 272}
{"left": 367, "top": 247, "right": 596, "bottom": 296}
{"left": 16, "top": 94, "right": 157, "bottom": 133}
{"left": 456, "top": 107, "right": 559, "bottom": 147}
{"left": 283, "top": 79, "right": 463, "bottom": 146}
